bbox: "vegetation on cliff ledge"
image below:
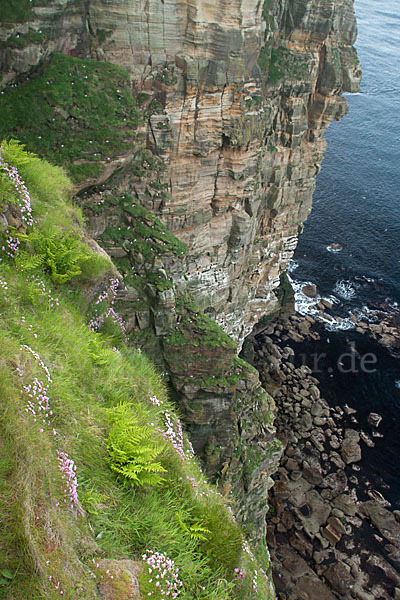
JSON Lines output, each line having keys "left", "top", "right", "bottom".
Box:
{"left": 0, "top": 53, "right": 141, "bottom": 183}
{"left": 0, "top": 142, "right": 275, "bottom": 599}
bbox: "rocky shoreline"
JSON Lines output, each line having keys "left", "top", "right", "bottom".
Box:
{"left": 250, "top": 314, "right": 400, "bottom": 600}
{"left": 295, "top": 282, "right": 400, "bottom": 354}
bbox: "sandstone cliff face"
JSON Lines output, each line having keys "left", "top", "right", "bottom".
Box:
{"left": 86, "top": 0, "right": 360, "bottom": 346}
{"left": 0, "top": 0, "right": 360, "bottom": 541}
{"left": 0, "top": 0, "right": 360, "bottom": 346}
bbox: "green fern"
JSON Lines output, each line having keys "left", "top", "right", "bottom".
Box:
{"left": 175, "top": 510, "right": 210, "bottom": 541}
{"left": 15, "top": 230, "right": 92, "bottom": 283}
{"left": 0, "top": 139, "right": 37, "bottom": 167}
{"left": 86, "top": 338, "right": 117, "bottom": 366}
{"left": 15, "top": 249, "right": 45, "bottom": 272}
{"left": 80, "top": 488, "right": 108, "bottom": 515}
{"left": 107, "top": 404, "right": 166, "bottom": 487}
{"left": 42, "top": 233, "right": 87, "bottom": 282}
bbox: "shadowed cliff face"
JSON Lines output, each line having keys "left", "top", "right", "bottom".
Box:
{"left": 0, "top": 0, "right": 90, "bottom": 85}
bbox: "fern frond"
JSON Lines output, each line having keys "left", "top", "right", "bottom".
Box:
{"left": 0, "top": 139, "right": 37, "bottom": 166}
{"left": 14, "top": 227, "right": 94, "bottom": 283}
{"left": 175, "top": 511, "right": 210, "bottom": 541}
{"left": 107, "top": 403, "right": 167, "bottom": 488}
{"left": 189, "top": 522, "right": 211, "bottom": 541}
{"left": 15, "top": 250, "right": 45, "bottom": 273}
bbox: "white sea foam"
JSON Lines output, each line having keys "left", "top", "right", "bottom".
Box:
{"left": 326, "top": 245, "right": 343, "bottom": 253}
{"left": 288, "top": 260, "right": 299, "bottom": 274}
{"left": 333, "top": 279, "right": 358, "bottom": 300}
{"left": 353, "top": 305, "right": 379, "bottom": 323}
{"left": 327, "top": 294, "right": 341, "bottom": 305}
{"left": 288, "top": 273, "right": 357, "bottom": 333}
{"left": 395, "top": 380, "right": 400, "bottom": 389}
{"left": 383, "top": 298, "right": 399, "bottom": 313}
{"left": 288, "top": 275, "right": 320, "bottom": 315}
{"left": 323, "top": 318, "right": 356, "bottom": 332}
{"left": 353, "top": 299, "right": 400, "bottom": 326}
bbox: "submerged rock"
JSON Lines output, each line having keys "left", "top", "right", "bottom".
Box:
{"left": 327, "top": 243, "right": 343, "bottom": 252}
{"left": 368, "top": 412, "right": 383, "bottom": 427}
{"left": 341, "top": 429, "right": 362, "bottom": 464}
{"left": 251, "top": 310, "right": 400, "bottom": 600}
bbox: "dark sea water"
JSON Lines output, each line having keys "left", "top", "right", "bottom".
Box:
{"left": 290, "top": 0, "right": 400, "bottom": 507}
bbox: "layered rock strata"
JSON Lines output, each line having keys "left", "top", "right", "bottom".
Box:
{"left": 0, "top": 0, "right": 361, "bottom": 347}
{"left": 0, "top": 0, "right": 360, "bottom": 540}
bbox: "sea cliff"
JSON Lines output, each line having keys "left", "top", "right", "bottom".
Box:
{"left": 0, "top": 0, "right": 360, "bottom": 595}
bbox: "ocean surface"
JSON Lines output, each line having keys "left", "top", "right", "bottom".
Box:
{"left": 289, "top": 0, "right": 400, "bottom": 507}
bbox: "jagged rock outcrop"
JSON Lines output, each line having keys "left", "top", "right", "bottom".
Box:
{"left": 0, "top": 0, "right": 361, "bottom": 540}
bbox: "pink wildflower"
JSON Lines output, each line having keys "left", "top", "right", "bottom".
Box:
{"left": 142, "top": 550, "right": 183, "bottom": 599}
{"left": 56, "top": 451, "right": 78, "bottom": 506}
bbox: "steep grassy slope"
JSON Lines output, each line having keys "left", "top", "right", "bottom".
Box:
{"left": 0, "top": 143, "right": 275, "bottom": 599}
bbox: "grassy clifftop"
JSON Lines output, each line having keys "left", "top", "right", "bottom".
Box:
{"left": 0, "top": 143, "right": 275, "bottom": 599}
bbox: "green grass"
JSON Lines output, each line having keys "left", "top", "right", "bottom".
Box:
{"left": 164, "top": 294, "right": 237, "bottom": 351}
{"left": 0, "top": 0, "right": 33, "bottom": 23}
{"left": 0, "top": 29, "right": 45, "bottom": 49}
{"left": 0, "top": 0, "right": 53, "bottom": 23}
{"left": 257, "top": 36, "right": 311, "bottom": 85}
{"left": 0, "top": 140, "right": 110, "bottom": 285}
{"left": 0, "top": 53, "right": 141, "bottom": 183}
{"left": 97, "top": 193, "right": 186, "bottom": 296}
{"left": 267, "top": 47, "right": 311, "bottom": 84}
{"left": 100, "top": 193, "right": 187, "bottom": 263}
{"left": 0, "top": 144, "right": 276, "bottom": 599}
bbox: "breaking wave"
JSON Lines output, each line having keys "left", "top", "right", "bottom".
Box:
{"left": 288, "top": 276, "right": 320, "bottom": 315}
{"left": 288, "top": 260, "right": 299, "bottom": 274}
{"left": 334, "top": 279, "right": 359, "bottom": 300}
{"left": 288, "top": 273, "right": 357, "bottom": 332}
